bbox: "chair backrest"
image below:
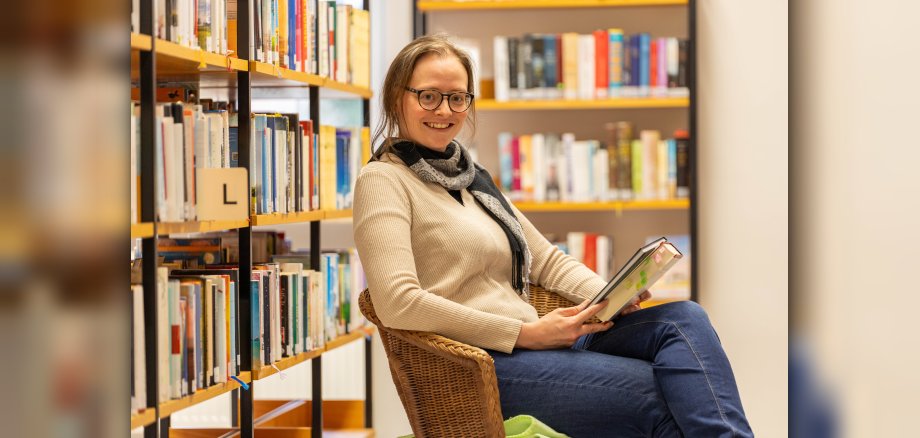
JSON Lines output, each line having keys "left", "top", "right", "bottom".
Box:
{"left": 358, "top": 289, "right": 506, "bottom": 438}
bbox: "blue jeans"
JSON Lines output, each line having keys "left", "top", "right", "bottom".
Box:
{"left": 488, "top": 301, "right": 753, "bottom": 437}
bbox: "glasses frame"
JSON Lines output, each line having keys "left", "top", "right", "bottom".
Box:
{"left": 405, "top": 87, "right": 475, "bottom": 113}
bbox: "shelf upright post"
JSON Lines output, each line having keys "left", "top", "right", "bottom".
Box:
{"left": 138, "top": 0, "right": 159, "bottom": 433}
{"left": 413, "top": 1, "right": 426, "bottom": 39}
{"left": 689, "top": 0, "right": 699, "bottom": 302}
{"left": 361, "top": 4, "right": 373, "bottom": 429}
{"left": 237, "top": 0, "right": 255, "bottom": 435}
{"left": 309, "top": 84, "right": 323, "bottom": 438}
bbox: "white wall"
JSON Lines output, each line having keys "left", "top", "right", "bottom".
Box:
{"left": 697, "top": 0, "right": 787, "bottom": 437}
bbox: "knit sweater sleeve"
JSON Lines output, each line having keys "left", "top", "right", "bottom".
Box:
{"left": 511, "top": 202, "right": 608, "bottom": 304}
{"left": 353, "top": 165, "right": 524, "bottom": 353}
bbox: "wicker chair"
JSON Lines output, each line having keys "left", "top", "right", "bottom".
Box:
{"left": 358, "top": 285, "right": 577, "bottom": 438}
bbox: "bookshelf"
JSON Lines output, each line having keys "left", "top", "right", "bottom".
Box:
{"left": 417, "top": 0, "right": 688, "bottom": 10}
{"left": 476, "top": 97, "right": 689, "bottom": 110}
{"left": 414, "top": 0, "right": 698, "bottom": 300}
{"left": 132, "top": 1, "right": 373, "bottom": 437}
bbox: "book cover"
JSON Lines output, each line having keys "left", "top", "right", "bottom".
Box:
{"left": 592, "top": 238, "right": 683, "bottom": 321}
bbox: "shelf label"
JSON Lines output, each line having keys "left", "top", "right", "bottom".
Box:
{"left": 196, "top": 168, "right": 248, "bottom": 221}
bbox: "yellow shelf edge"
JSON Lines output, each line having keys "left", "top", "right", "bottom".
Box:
{"left": 476, "top": 97, "right": 689, "bottom": 110}
{"left": 131, "top": 33, "right": 152, "bottom": 51}
{"left": 130, "top": 408, "right": 157, "bottom": 429}
{"left": 418, "top": 0, "right": 687, "bottom": 10}
{"left": 157, "top": 219, "right": 250, "bottom": 235}
{"left": 322, "top": 209, "right": 353, "bottom": 220}
{"left": 251, "top": 211, "right": 327, "bottom": 226}
{"left": 158, "top": 372, "right": 251, "bottom": 418}
{"left": 253, "top": 327, "right": 374, "bottom": 381}
{"left": 131, "top": 222, "right": 155, "bottom": 239}
{"left": 513, "top": 200, "right": 690, "bottom": 212}
{"left": 250, "top": 61, "right": 326, "bottom": 86}
{"left": 321, "top": 79, "right": 374, "bottom": 98}
{"left": 155, "top": 38, "right": 248, "bottom": 72}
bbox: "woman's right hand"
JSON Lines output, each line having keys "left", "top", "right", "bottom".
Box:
{"left": 515, "top": 299, "right": 614, "bottom": 350}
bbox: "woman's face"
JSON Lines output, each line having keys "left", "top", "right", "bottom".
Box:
{"left": 399, "top": 53, "right": 469, "bottom": 152}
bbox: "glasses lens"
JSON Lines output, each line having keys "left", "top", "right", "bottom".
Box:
{"left": 417, "top": 90, "right": 440, "bottom": 110}
{"left": 448, "top": 93, "right": 473, "bottom": 112}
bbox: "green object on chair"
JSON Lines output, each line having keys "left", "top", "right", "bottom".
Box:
{"left": 399, "top": 415, "right": 570, "bottom": 438}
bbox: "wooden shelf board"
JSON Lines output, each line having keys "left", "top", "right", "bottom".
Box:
{"left": 418, "top": 0, "right": 687, "bottom": 10}
{"left": 154, "top": 39, "right": 248, "bottom": 76}
{"left": 251, "top": 61, "right": 326, "bottom": 87}
{"left": 641, "top": 298, "right": 686, "bottom": 308}
{"left": 254, "top": 327, "right": 374, "bottom": 381}
{"left": 130, "top": 408, "right": 157, "bottom": 429}
{"left": 253, "top": 349, "right": 324, "bottom": 380}
{"left": 321, "top": 80, "right": 373, "bottom": 99}
{"left": 322, "top": 209, "right": 353, "bottom": 220}
{"left": 252, "top": 211, "right": 327, "bottom": 226}
{"left": 131, "top": 33, "right": 152, "bottom": 51}
{"left": 157, "top": 219, "right": 250, "bottom": 235}
{"left": 514, "top": 199, "right": 690, "bottom": 212}
{"left": 131, "top": 222, "right": 155, "bottom": 239}
{"left": 159, "top": 372, "right": 252, "bottom": 418}
{"left": 476, "top": 97, "right": 689, "bottom": 110}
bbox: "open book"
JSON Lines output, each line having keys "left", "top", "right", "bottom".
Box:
{"left": 589, "top": 237, "right": 683, "bottom": 321}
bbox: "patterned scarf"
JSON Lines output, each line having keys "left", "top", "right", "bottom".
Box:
{"left": 373, "top": 139, "right": 531, "bottom": 297}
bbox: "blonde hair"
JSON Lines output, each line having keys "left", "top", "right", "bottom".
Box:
{"left": 373, "top": 34, "right": 477, "bottom": 157}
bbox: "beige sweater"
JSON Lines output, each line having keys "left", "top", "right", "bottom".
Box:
{"left": 352, "top": 155, "right": 608, "bottom": 353}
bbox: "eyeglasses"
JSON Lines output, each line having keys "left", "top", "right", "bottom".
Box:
{"left": 405, "top": 87, "right": 474, "bottom": 113}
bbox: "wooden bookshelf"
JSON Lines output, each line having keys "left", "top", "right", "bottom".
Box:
{"left": 131, "top": 33, "right": 152, "bottom": 51}
{"left": 131, "top": 222, "right": 155, "bottom": 239}
{"left": 130, "top": 408, "right": 157, "bottom": 430}
{"left": 476, "top": 97, "right": 689, "bottom": 110}
{"left": 250, "top": 62, "right": 373, "bottom": 98}
{"left": 159, "top": 372, "right": 252, "bottom": 418}
{"left": 253, "top": 327, "right": 375, "bottom": 380}
{"left": 514, "top": 199, "right": 690, "bottom": 212}
{"left": 157, "top": 219, "right": 250, "bottom": 235}
{"left": 252, "top": 211, "right": 327, "bottom": 226}
{"left": 154, "top": 38, "right": 249, "bottom": 74}
{"left": 323, "top": 209, "right": 353, "bottom": 220}
{"left": 418, "top": 0, "right": 687, "bottom": 10}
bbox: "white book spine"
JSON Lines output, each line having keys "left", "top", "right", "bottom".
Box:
{"left": 494, "top": 36, "right": 510, "bottom": 102}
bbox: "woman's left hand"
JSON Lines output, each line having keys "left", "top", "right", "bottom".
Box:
{"left": 619, "top": 290, "right": 652, "bottom": 316}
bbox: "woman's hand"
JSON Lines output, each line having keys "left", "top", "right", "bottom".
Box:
{"left": 516, "top": 299, "right": 614, "bottom": 350}
{"left": 619, "top": 290, "right": 652, "bottom": 316}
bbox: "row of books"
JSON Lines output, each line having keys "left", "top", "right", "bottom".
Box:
{"left": 493, "top": 31, "right": 689, "bottom": 102}
{"left": 254, "top": 0, "right": 369, "bottom": 87}
{"left": 130, "top": 0, "right": 370, "bottom": 87}
{"left": 498, "top": 125, "right": 690, "bottom": 202}
{"left": 553, "top": 232, "right": 614, "bottom": 280}
{"left": 130, "top": 245, "right": 366, "bottom": 412}
{"left": 135, "top": 101, "right": 239, "bottom": 223}
{"left": 249, "top": 113, "right": 369, "bottom": 215}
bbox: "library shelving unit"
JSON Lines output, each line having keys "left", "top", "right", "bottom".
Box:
{"left": 414, "top": 0, "right": 699, "bottom": 300}
{"left": 132, "top": 1, "right": 374, "bottom": 437}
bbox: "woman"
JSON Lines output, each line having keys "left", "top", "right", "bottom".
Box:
{"left": 353, "top": 34, "right": 753, "bottom": 437}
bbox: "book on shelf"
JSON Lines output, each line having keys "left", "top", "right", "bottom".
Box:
{"left": 498, "top": 126, "right": 690, "bottom": 203}
{"left": 589, "top": 237, "right": 683, "bottom": 321}
{"left": 492, "top": 30, "right": 689, "bottom": 102}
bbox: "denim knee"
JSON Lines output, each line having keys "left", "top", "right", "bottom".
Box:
{"left": 658, "top": 300, "right": 710, "bottom": 324}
